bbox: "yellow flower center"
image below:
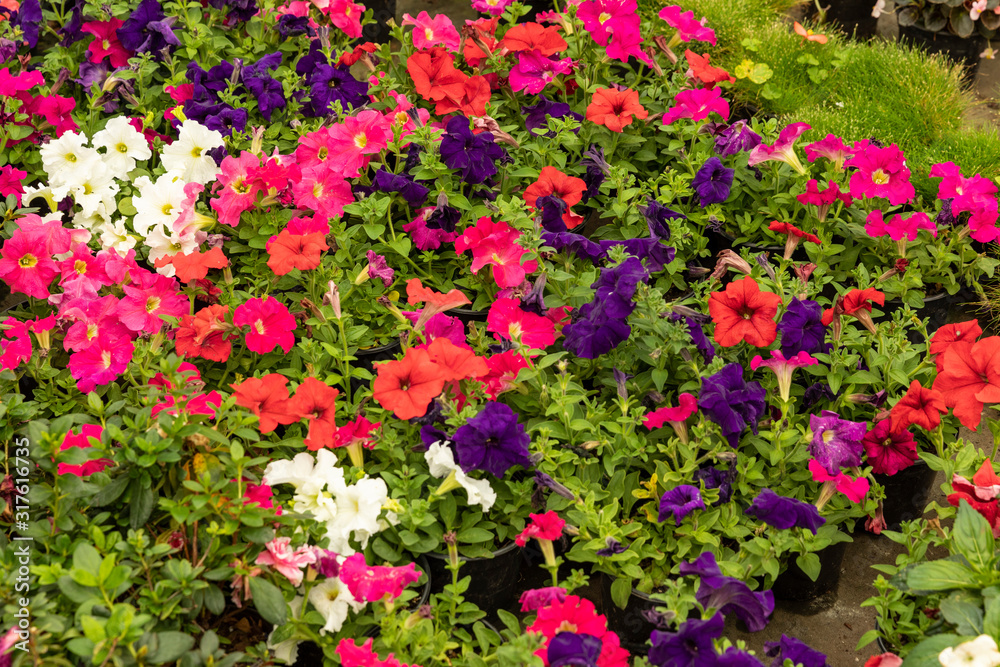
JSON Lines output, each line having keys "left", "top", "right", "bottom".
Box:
{"left": 190, "top": 146, "right": 203, "bottom": 158}
{"left": 19, "top": 253, "right": 37, "bottom": 268}
{"left": 102, "top": 39, "right": 110, "bottom": 50}
{"left": 822, "top": 430, "right": 835, "bottom": 444}
{"left": 101, "top": 350, "right": 112, "bottom": 369}
{"left": 162, "top": 204, "right": 174, "bottom": 216}
{"left": 74, "top": 260, "right": 87, "bottom": 274}
{"left": 318, "top": 147, "right": 328, "bottom": 160}
{"left": 425, "top": 28, "right": 435, "bottom": 41}
{"left": 871, "top": 169, "right": 890, "bottom": 185}
{"left": 354, "top": 133, "right": 368, "bottom": 149}
{"left": 87, "top": 323, "right": 99, "bottom": 340}
{"left": 116, "top": 142, "right": 129, "bottom": 154}
{"left": 599, "top": 12, "right": 611, "bottom": 23}
{"left": 254, "top": 319, "right": 266, "bottom": 335}
{"left": 65, "top": 153, "right": 78, "bottom": 163}
{"left": 145, "top": 296, "right": 161, "bottom": 313}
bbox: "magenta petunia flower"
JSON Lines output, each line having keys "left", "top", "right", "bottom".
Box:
{"left": 67, "top": 334, "right": 134, "bottom": 393}
{"left": 519, "top": 586, "right": 568, "bottom": 612}
{"left": 865, "top": 210, "right": 937, "bottom": 244}
{"left": 808, "top": 459, "right": 869, "bottom": 503}
{"left": 0, "top": 229, "right": 60, "bottom": 299}
{"left": 644, "top": 393, "right": 698, "bottom": 443}
{"left": 803, "top": 133, "right": 853, "bottom": 169}
{"left": 339, "top": 553, "right": 421, "bottom": 602}
{"left": 326, "top": 0, "right": 364, "bottom": 38}
{"left": 509, "top": 50, "right": 574, "bottom": 95}
{"left": 659, "top": 5, "right": 717, "bottom": 44}
{"left": 662, "top": 87, "right": 729, "bottom": 125}
{"left": 60, "top": 295, "right": 131, "bottom": 353}
{"left": 844, "top": 142, "right": 915, "bottom": 205}
{"left": 515, "top": 510, "right": 566, "bottom": 546}
{"left": 750, "top": 350, "right": 818, "bottom": 403}
{"left": 747, "top": 122, "right": 811, "bottom": 175}
{"left": 929, "top": 161, "right": 999, "bottom": 243}
{"left": 116, "top": 271, "right": 188, "bottom": 333}
{"left": 233, "top": 296, "right": 297, "bottom": 354}
{"left": 401, "top": 11, "right": 461, "bottom": 50}
{"left": 212, "top": 151, "right": 263, "bottom": 228}
{"left": 0, "top": 318, "right": 32, "bottom": 371}
{"left": 487, "top": 298, "right": 557, "bottom": 350}
{"left": 797, "top": 179, "right": 852, "bottom": 222}
{"left": 325, "top": 109, "right": 392, "bottom": 178}
{"left": 809, "top": 410, "right": 868, "bottom": 475}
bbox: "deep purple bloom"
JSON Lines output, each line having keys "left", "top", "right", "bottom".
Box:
{"left": 453, "top": 402, "right": 532, "bottom": 478}
{"left": 659, "top": 485, "right": 705, "bottom": 523}
{"left": 809, "top": 410, "right": 867, "bottom": 474}
{"left": 440, "top": 116, "right": 505, "bottom": 184}
{"left": 534, "top": 471, "right": 575, "bottom": 500}
{"left": 648, "top": 612, "right": 724, "bottom": 667}
{"left": 562, "top": 258, "right": 649, "bottom": 358}
{"left": 581, "top": 145, "right": 611, "bottom": 175}
{"left": 562, "top": 315, "right": 632, "bottom": 359}
{"left": 419, "top": 424, "right": 450, "bottom": 449}
{"left": 699, "top": 364, "right": 767, "bottom": 448}
{"left": 936, "top": 198, "right": 958, "bottom": 227}
{"left": 537, "top": 195, "right": 572, "bottom": 233}
{"left": 245, "top": 75, "right": 285, "bottom": 120}
{"left": 591, "top": 257, "right": 649, "bottom": 319}
{"left": 764, "top": 636, "right": 828, "bottom": 667}
{"left": 203, "top": 105, "right": 248, "bottom": 136}
{"left": 117, "top": 0, "right": 180, "bottom": 55}
{"left": 426, "top": 204, "right": 461, "bottom": 232}
{"left": 681, "top": 315, "right": 715, "bottom": 363}
{"left": 803, "top": 382, "right": 836, "bottom": 410}
{"left": 313, "top": 549, "right": 340, "bottom": 577}
{"left": 59, "top": 0, "right": 87, "bottom": 45}
{"left": 613, "top": 367, "right": 632, "bottom": 400}
{"left": 694, "top": 466, "right": 735, "bottom": 504}
{"left": 599, "top": 238, "right": 675, "bottom": 273}
{"left": 679, "top": 552, "right": 775, "bottom": 633}
{"left": 692, "top": 157, "right": 734, "bottom": 206}
{"left": 596, "top": 537, "right": 627, "bottom": 557}
{"left": 581, "top": 165, "right": 604, "bottom": 202}
{"left": 777, "top": 299, "right": 827, "bottom": 357}
{"left": 277, "top": 13, "right": 312, "bottom": 36}
{"left": 745, "top": 489, "right": 825, "bottom": 534}
{"left": 76, "top": 61, "right": 109, "bottom": 89}
{"left": 208, "top": 0, "right": 258, "bottom": 21}
{"left": 305, "top": 64, "right": 368, "bottom": 117}
{"left": 548, "top": 632, "right": 602, "bottom": 667}
{"left": 520, "top": 274, "right": 547, "bottom": 316}
{"left": 718, "top": 648, "right": 767, "bottom": 667}
{"left": 522, "top": 94, "right": 582, "bottom": 135}
{"left": 12, "top": 0, "right": 42, "bottom": 49}
{"left": 542, "top": 232, "right": 605, "bottom": 263}
{"left": 715, "top": 120, "right": 762, "bottom": 157}
{"left": 366, "top": 168, "right": 430, "bottom": 207}
{"left": 640, "top": 200, "right": 683, "bottom": 241}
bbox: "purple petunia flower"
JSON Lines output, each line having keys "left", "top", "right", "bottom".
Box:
{"left": 203, "top": 105, "right": 249, "bottom": 137}
{"left": 364, "top": 168, "right": 430, "bottom": 207}
{"left": 243, "top": 52, "right": 285, "bottom": 120}
{"left": 692, "top": 157, "right": 734, "bottom": 207}
{"left": 596, "top": 536, "right": 627, "bottom": 557}
{"left": 453, "top": 402, "right": 532, "bottom": 478}
{"left": 419, "top": 425, "right": 450, "bottom": 449}
{"left": 640, "top": 199, "right": 683, "bottom": 241}
{"left": 694, "top": 466, "right": 735, "bottom": 504}
{"left": 548, "top": 632, "right": 602, "bottom": 667}
{"left": 679, "top": 552, "right": 775, "bottom": 633}
{"left": 714, "top": 120, "right": 762, "bottom": 157}
{"left": 936, "top": 198, "right": 958, "bottom": 227}
{"left": 563, "top": 257, "right": 650, "bottom": 359}
{"left": 522, "top": 94, "right": 583, "bottom": 135}
{"left": 12, "top": 0, "right": 42, "bottom": 49}
{"left": 592, "top": 257, "right": 649, "bottom": 319}
{"left": 208, "top": 0, "right": 258, "bottom": 22}
{"left": 719, "top": 648, "right": 767, "bottom": 667}
{"left": 809, "top": 410, "right": 867, "bottom": 474}
{"left": 542, "top": 232, "right": 606, "bottom": 264}
{"left": 562, "top": 315, "right": 632, "bottom": 360}
{"left": 659, "top": 485, "right": 705, "bottom": 523}
{"left": 764, "top": 635, "right": 828, "bottom": 667}
{"left": 699, "top": 364, "right": 767, "bottom": 448}
{"left": 599, "top": 238, "right": 676, "bottom": 274}
{"left": 674, "top": 314, "right": 715, "bottom": 363}
{"left": 59, "top": 0, "right": 87, "bottom": 45}
{"left": 803, "top": 382, "right": 836, "bottom": 410}
{"left": 536, "top": 195, "right": 573, "bottom": 233}
{"left": 777, "top": 299, "right": 828, "bottom": 357}
{"left": 648, "top": 612, "right": 724, "bottom": 667}
{"left": 745, "top": 488, "right": 825, "bottom": 534}
{"left": 117, "top": 0, "right": 180, "bottom": 55}
{"left": 313, "top": 549, "right": 340, "bottom": 578}
{"left": 304, "top": 64, "right": 368, "bottom": 117}
{"left": 75, "top": 61, "right": 109, "bottom": 89}
{"left": 440, "top": 116, "right": 506, "bottom": 185}
{"left": 534, "top": 471, "right": 575, "bottom": 500}
{"left": 365, "top": 251, "right": 394, "bottom": 287}
{"left": 277, "top": 13, "right": 312, "bottom": 36}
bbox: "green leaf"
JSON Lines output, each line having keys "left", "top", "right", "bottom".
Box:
{"left": 248, "top": 577, "right": 287, "bottom": 626}
{"left": 940, "top": 593, "right": 983, "bottom": 636}
{"left": 73, "top": 543, "right": 102, "bottom": 574}
{"left": 733, "top": 59, "right": 773, "bottom": 84}
{"left": 795, "top": 553, "right": 822, "bottom": 582}
{"left": 610, "top": 577, "right": 631, "bottom": 610}
{"left": 906, "top": 560, "right": 979, "bottom": 592}
{"left": 899, "top": 635, "right": 972, "bottom": 667}
{"left": 129, "top": 482, "right": 155, "bottom": 529}
{"left": 456, "top": 527, "right": 494, "bottom": 543}
{"left": 984, "top": 587, "right": 1000, "bottom": 637}
{"left": 952, "top": 500, "right": 995, "bottom": 572}
{"left": 145, "top": 632, "right": 196, "bottom": 664}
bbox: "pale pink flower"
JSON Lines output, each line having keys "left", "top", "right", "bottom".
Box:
{"left": 748, "top": 122, "right": 811, "bottom": 175}
{"left": 255, "top": 537, "right": 317, "bottom": 587}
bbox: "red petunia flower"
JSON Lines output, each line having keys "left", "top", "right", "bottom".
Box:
{"left": 425, "top": 337, "right": 489, "bottom": 381}
{"left": 231, "top": 374, "right": 298, "bottom": 434}
{"left": 407, "top": 47, "right": 468, "bottom": 109}
{"left": 929, "top": 319, "right": 982, "bottom": 369}
{"left": 821, "top": 287, "right": 884, "bottom": 339}
{"left": 372, "top": 347, "right": 448, "bottom": 420}
{"left": 287, "top": 377, "right": 341, "bottom": 451}
{"left": 585, "top": 87, "right": 648, "bottom": 132}
{"left": 524, "top": 166, "right": 588, "bottom": 209}
{"left": 644, "top": 393, "right": 698, "bottom": 429}
{"left": 684, "top": 50, "right": 735, "bottom": 88}
{"left": 81, "top": 19, "right": 131, "bottom": 68}
{"left": 515, "top": 510, "right": 566, "bottom": 547}
{"left": 481, "top": 350, "right": 530, "bottom": 398}
{"left": 266, "top": 229, "right": 329, "bottom": 276}
{"left": 155, "top": 247, "right": 229, "bottom": 283}
{"left": 948, "top": 460, "right": 1000, "bottom": 536}
{"left": 501, "top": 22, "right": 567, "bottom": 55}
{"left": 768, "top": 220, "right": 821, "bottom": 260}
{"left": 175, "top": 304, "right": 233, "bottom": 363}
{"left": 707, "top": 276, "right": 782, "bottom": 347}
{"left": 862, "top": 420, "right": 919, "bottom": 476}
{"left": 931, "top": 337, "right": 1000, "bottom": 431}
{"left": 890, "top": 380, "right": 947, "bottom": 432}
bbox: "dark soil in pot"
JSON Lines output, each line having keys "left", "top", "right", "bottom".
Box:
{"left": 424, "top": 542, "right": 522, "bottom": 614}
{"left": 874, "top": 460, "right": 939, "bottom": 531}
{"left": 771, "top": 539, "right": 849, "bottom": 603}
{"left": 599, "top": 573, "right": 664, "bottom": 654}
{"left": 445, "top": 307, "right": 489, "bottom": 325}
{"left": 807, "top": 0, "right": 880, "bottom": 40}
{"left": 360, "top": 0, "right": 396, "bottom": 44}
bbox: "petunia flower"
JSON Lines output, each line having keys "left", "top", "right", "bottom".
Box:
{"left": 938, "top": 636, "right": 1000, "bottom": 667}
{"left": 745, "top": 488, "right": 825, "bottom": 534}
{"left": 931, "top": 336, "right": 1000, "bottom": 431}
{"left": 692, "top": 157, "right": 734, "bottom": 206}
{"left": 472, "top": 0, "right": 513, "bottom": 15}
{"left": 708, "top": 276, "right": 782, "bottom": 348}
{"left": 372, "top": 347, "right": 447, "bottom": 420}
{"left": 0, "top": 228, "right": 60, "bottom": 299}
{"left": 662, "top": 87, "right": 730, "bottom": 125}
{"left": 803, "top": 134, "right": 853, "bottom": 170}
{"left": 930, "top": 319, "right": 983, "bottom": 369}
{"left": 809, "top": 410, "right": 867, "bottom": 475}
{"left": 527, "top": 594, "right": 630, "bottom": 667}
{"left": 0, "top": 318, "right": 32, "bottom": 371}
{"left": 161, "top": 120, "right": 225, "bottom": 185}
{"left": 117, "top": 271, "right": 188, "bottom": 333}
{"left": 175, "top": 304, "right": 233, "bottom": 362}
{"left": 797, "top": 179, "right": 852, "bottom": 222}
{"left": 861, "top": 422, "right": 918, "bottom": 477}
{"left": 585, "top": 87, "right": 648, "bottom": 132}
{"left": 116, "top": 0, "right": 180, "bottom": 56}
{"left": 821, "top": 288, "right": 885, "bottom": 339}
{"left": 487, "top": 298, "right": 556, "bottom": 350}
{"left": 56, "top": 424, "right": 113, "bottom": 477}
{"left": 685, "top": 49, "right": 735, "bottom": 88}
{"left": 844, "top": 142, "right": 915, "bottom": 205}
{"left": 768, "top": 221, "right": 821, "bottom": 260}
{"left": 699, "top": 363, "right": 767, "bottom": 447}
{"left": 547, "top": 632, "right": 602, "bottom": 667}
{"left": 658, "top": 5, "right": 717, "bottom": 45}
{"left": 338, "top": 553, "right": 421, "bottom": 603}
{"left": 231, "top": 374, "right": 297, "bottom": 434}
{"left": 232, "top": 296, "right": 296, "bottom": 355}
{"left": 649, "top": 613, "right": 724, "bottom": 667}
{"left": 748, "top": 122, "right": 811, "bottom": 175}
{"left": 481, "top": 350, "right": 530, "bottom": 398}
{"left": 793, "top": 21, "right": 828, "bottom": 43}
{"left": 644, "top": 393, "right": 698, "bottom": 443}
{"left": 266, "top": 227, "right": 329, "bottom": 276}
{"left": 326, "top": 0, "right": 364, "bottom": 38}
{"left": 402, "top": 11, "right": 461, "bottom": 50}
{"left": 439, "top": 115, "right": 505, "bottom": 184}
{"left": 890, "top": 380, "right": 947, "bottom": 432}
{"left": 864, "top": 210, "right": 937, "bottom": 252}
{"left": 658, "top": 485, "right": 705, "bottom": 523}
{"left": 335, "top": 639, "right": 413, "bottom": 667}
{"left": 947, "top": 461, "right": 1000, "bottom": 535}
{"left": 426, "top": 441, "right": 496, "bottom": 511}
{"left": 714, "top": 120, "right": 761, "bottom": 156}
{"left": 810, "top": 458, "right": 870, "bottom": 507}
{"left": 765, "top": 636, "right": 829, "bottom": 667}
{"left": 750, "top": 350, "right": 818, "bottom": 403}
{"left": 509, "top": 50, "right": 574, "bottom": 95}
{"left": 452, "top": 401, "right": 532, "bottom": 478}
{"left": 501, "top": 21, "right": 568, "bottom": 55}
{"left": 679, "top": 552, "right": 775, "bottom": 632}
{"left": 516, "top": 510, "right": 566, "bottom": 547}
{"left": 777, "top": 299, "right": 828, "bottom": 357}
{"left": 81, "top": 19, "right": 131, "bottom": 67}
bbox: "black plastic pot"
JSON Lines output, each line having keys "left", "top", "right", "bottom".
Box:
{"left": 424, "top": 542, "right": 522, "bottom": 614}
{"left": 874, "top": 461, "right": 938, "bottom": 531}
{"left": 599, "top": 574, "right": 661, "bottom": 654}
{"left": 361, "top": 0, "right": 396, "bottom": 44}
{"left": 771, "top": 539, "right": 849, "bottom": 602}
{"left": 705, "top": 228, "right": 736, "bottom": 257}
{"left": 898, "top": 24, "right": 985, "bottom": 79}
{"left": 445, "top": 307, "right": 489, "bottom": 325}
{"left": 809, "top": 0, "right": 880, "bottom": 40}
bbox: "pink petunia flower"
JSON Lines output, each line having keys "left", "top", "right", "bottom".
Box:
{"left": 0, "top": 165, "right": 27, "bottom": 204}
{"left": 116, "top": 271, "right": 189, "bottom": 333}
{"left": 520, "top": 587, "right": 568, "bottom": 612}
{"left": 243, "top": 481, "right": 281, "bottom": 514}
{"left": 929, "top": 161, "right": 1000, "bottom": 242}
{"left": 403, "top": 207, "right": 460, "bottom": 250}
{"left": 233, "top": 296, "right": 297, "bottom": 354}
{"left": 844, "top": 142, "right": 915, "bottom": 205}
{"left": 57, "top": 424, "right": 114, "bottom": 477}
{"left": 481, "top": 349, "right": 530, "bottom": 398}
{"left": 325, "top": 109, "right": 392, "bottom": 178}
{"left": 325, "top": 0, "right": 365, "bottom": 38}
{"left": 0, "top": 67, "right": 44, "bottom": 96}
{"left": 809, "top": 458, "right": 869, "bottom": 503}
{"left": 643, "top": 393, "right": 698, "bottom": 443}
{"left": 750, "top": 350, "right": 818, "bottom": 403}
{"left": 402, "top": 11, "right": 461, "bottom": 50}
{"left": 67, "top": 334, "right": 134, "bottom": 393}
{"left": 292, "top": 164, "right": 354, "bottom": 220}
{"left": 471, "top": 0, "right": 513, "bottom": 16}
{"left": 81, "top": 19, "right": 131, "bottom": 68}
{"left": 255, "top": 537, "right": 317, "bottom": 587}
{"left": 865, "top": 210, "right": 937, "bottom": 246}
{"left": 797, "top": 179, "right": 852, "bottom": 222}
{"left": 212, "top": 152, "right": 263, "bottom": 228}
{"left": 515, "top": 510, "right": 566, "bottom": 547}
{"left": 748, "top": 122, "right": 811, "bottom": 175}
{"left": 295, "top": 127, "right": 337, "bottom": 169}
{"left": 659, "top": 5, "right": 716, "bottom": 44}
{"left": 0, "top": 318, "right": 32, "bottom": 371}
{"left": 509, "top": 50, "right": 574, "bottom": 95}
{"left": 661, "top": 87, "right": 729, "bottom": 125}
{"left": 0, "top": 228, "right": 60, "bottom": 300}
{"left": 803, "top": 133, "right": 854, "bottom": 170}
{"left": 339, "top": 553, "right": 421, "bottom": 602}
{"left": 58, "top": 244, "right": 113, "bottom": 303}
{"left": 60, "top": 295, "right": 131, "bottom": 352}
{"left": 486, "top": 298, "right": 556, "bottom": 350}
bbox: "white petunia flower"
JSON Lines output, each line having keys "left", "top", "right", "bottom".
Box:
{"left": 98, "top": 219, "right": 137, "bottom": 254}
{"left": 424, "top": 441, "right": 497, "bottom": 511}
{"left": 307, "top": 578, "right": 364, "bottom": 636}
{"left": 325, "top": 477, "right": 388, "bottom": 554}
{"left": 40, "top": 132, "right": 102, "bottom": 188}
{"left": 145, "top": 224, "right": 201, "bottom": 276}
{"left": 160, "top": 120, "right": 225, "bottom": 185}
{"left": 72, "top": 201, "right": 114, "bottom": 231}
{"left": 92, "top": 116, "right": 153, "bottom": 179}
{"left": 939, "top": 635, "right": 1000, "bottom": 667}
{"left": 69, "top": 160, "right": 119, "bottom": 218}
{"left": 131, "top": 173, "right": 189, "bottom": 236}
